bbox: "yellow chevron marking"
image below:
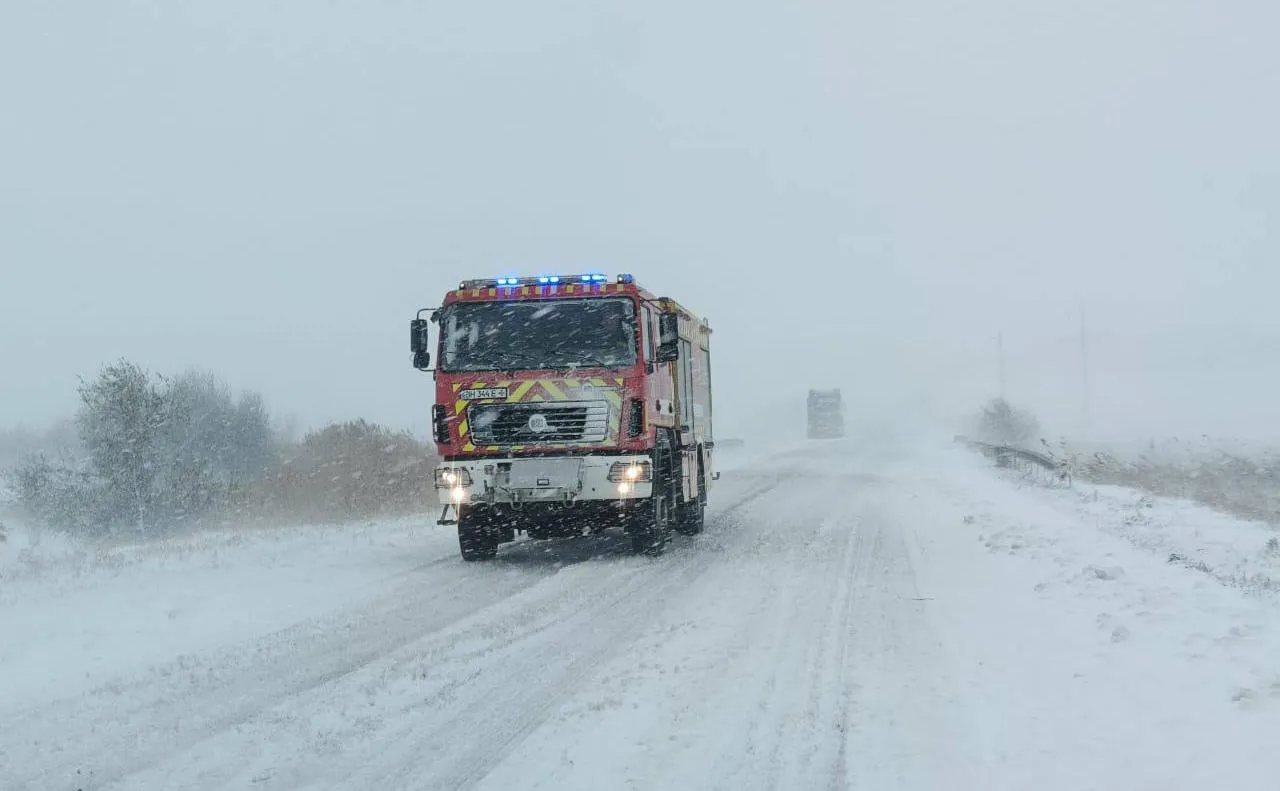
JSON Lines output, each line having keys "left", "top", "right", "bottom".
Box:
{"left": 457, "top": 418, "right": 469, "bottom": 437}
{"left": 463, "top": 442, "right": 476, "bottom": 452}
{"left": 588, "top": 376, "right": 606, "bottom": 387}
{"left": 540, "top": 379, "right": 567, "bottom": 401}
{"left": 528, "top": 393, "right": 546, "bottom": 402}
{"left": 613, "top": 377, "right": 624, "bottom": 386}
{"left": 471, "top": 380, "right": 486, "bottom": 389}
{"left": 452, "top": 382, "right": 462, "bottom": 392}
{"left": 508, "top": 380, "right": 535, "bottom": 402}
{"left": 454, "top": 399, "right": 469, "bottom": 415}
{"left": 564, "top": 377, "right": 581, "bottom": 390}
{"left": 485, "top": 445, "right": 499, "bottom": 452}
{"left": 604, "top": 391, "right": 622, "bottom": 409}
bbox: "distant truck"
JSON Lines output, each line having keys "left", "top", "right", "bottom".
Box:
{"left": 411, "top": 272, "right": 715, "bottom": 560}
{"left": 806, "top": 389, "right": 844, "bottom": 439}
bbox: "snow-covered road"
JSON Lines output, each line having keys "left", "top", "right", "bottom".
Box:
{"left": 4, "top": 439, "right": 1280, "bottom": 790}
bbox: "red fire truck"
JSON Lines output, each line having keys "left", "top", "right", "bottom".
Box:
{"left": 410, "top": 273, "right": 716, "bottom": 560}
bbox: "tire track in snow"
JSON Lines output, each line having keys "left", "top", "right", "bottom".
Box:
{"left": 276, "top": 473, "right": 799, "bottom": 791}
{"left": 3, "top": 471, "right": 793, "bottom": 791}
{"left": 460, "top": 473, "right": 888, "bottom": 791}
{"left": 1, "top": 558, "right": 550, "bottom": 790}
{"left": 702, "top": 481, "right": 872, "bottom": 791}
{"left": 838, "top": 501, "right": 971, "bottom": 790}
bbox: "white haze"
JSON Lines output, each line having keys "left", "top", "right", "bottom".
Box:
{"left": 2, "top": 1, "right": 1278, "bottom": 445}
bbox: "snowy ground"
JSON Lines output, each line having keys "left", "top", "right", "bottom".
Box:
{"left": 4, "top": 439, "right": 1280, "bottom": 790}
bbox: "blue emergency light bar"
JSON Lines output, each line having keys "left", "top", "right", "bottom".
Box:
{"left": 460, "top": 273, "right": 635, "bottom": 289}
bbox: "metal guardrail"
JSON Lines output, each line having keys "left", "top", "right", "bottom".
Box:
{"left": 954, "top": 435, "right": 1072, "bottom": 486}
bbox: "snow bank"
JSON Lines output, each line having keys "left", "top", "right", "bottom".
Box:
{"left": 900, "top": 447, "right": 1280, "bottom": 788}
{"left": 0, "top": 515, "right": 450, "bottom": 711}
{"left": 0, "top": 516, "right": 86, "bottom": 582}
{"left": 980, "top": 448, "right": 1280, "bottom": 596}
{"left": 8, "top": 441, "right": 1280, "bottom": 790}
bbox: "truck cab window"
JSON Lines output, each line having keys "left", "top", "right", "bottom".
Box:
{"left": 440, "top": 297, "right": 639, "bottom": 373}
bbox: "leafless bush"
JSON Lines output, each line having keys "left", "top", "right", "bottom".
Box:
{"left": 5, "top": 360, "right": 438, "bottom": 535}
{"left": 1060, "top": 437, "right": 1280, "bottom": 526}
{"left": 238, "top": 419, "right": 437, "bottom": 525}
{"left": 972, "top": 398, "right": 1040, "bottom": 446}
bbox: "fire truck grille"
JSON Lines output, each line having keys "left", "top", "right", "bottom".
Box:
{"left": 469, "top": 400, "right": 610, "bottom": 445}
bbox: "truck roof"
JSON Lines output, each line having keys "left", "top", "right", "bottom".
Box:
{"left": 442, "top": 273, "right": 710, "bottom": 331}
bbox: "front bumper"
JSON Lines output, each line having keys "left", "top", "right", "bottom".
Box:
{"left": 436, "top": 454, "right": 654, "bottom": 506}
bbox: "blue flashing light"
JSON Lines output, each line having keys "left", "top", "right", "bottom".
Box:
{"left": 491, "top": 273, "right": 634, "bottom": 287}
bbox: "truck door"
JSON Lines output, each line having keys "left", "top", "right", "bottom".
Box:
{"left": 678, "top": 338, "right": 696, "bottom": 499}
{"left": 678, "top": 338, "right": 694, "bottom": 437}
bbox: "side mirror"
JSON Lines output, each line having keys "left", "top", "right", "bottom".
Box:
{"left": 411, "top": 319, "right": 431, "bottom": 370}
{"left": 410, "top": 319, "right": 428, "bottom": 353}
{"left": 656, "top": 313, "right": 680, "bottom": 363}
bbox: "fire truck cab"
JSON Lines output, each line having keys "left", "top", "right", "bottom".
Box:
{"left": 410, "top": 273, "right": 715, "bottom": 560}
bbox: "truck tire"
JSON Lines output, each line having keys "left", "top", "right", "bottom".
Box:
{"left": 458, "top": 506, "right": 499, "bottom": 561}
{"left": 632, "top": 432, "right": 674, "bottom": 556}
{"left": 675, "top": 456, "right": 706, "bottom": 536}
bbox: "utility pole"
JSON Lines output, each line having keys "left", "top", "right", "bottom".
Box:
{"left": 1079, "top": 303, "right": 1090, "bottom": 439}
{"left": 997, "top": 331, "right": 1006, "bottom": 400}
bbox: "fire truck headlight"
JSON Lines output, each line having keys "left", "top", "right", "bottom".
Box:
{"left": 616, "top": 482, "right": 632, "bottom": 495}
{"left": 608, "top": 461, "right": 652, "bottom": 483}
{"left": 450, "top": 486, "right": 469, "bottom": 503}
{"left": 435, "top": 467, "right": 473, "bottom": 489}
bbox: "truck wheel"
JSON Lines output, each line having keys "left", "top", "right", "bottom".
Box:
{"left": 632, "top": 432, "right": 673, "bottom": 556}
{"left": 631, "top": 488, "right": 671, "bottom": 555}
{"left": 675, "top": 460, "right": 706, "bottom": 536}
{"left": 458, "top": 506, "right": 499, "bottom": 562}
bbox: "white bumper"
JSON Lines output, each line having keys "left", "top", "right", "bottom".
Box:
{"left": 436, "top": 454, "right": 654, "bottom": 506}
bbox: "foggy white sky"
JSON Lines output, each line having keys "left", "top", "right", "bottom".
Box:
{"left": 3, "top": 1, "right": 1278, "bottom": 442}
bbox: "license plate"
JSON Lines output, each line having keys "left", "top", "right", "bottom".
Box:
{"left": 459, "top": 387, "right": 509, "bottom": 400}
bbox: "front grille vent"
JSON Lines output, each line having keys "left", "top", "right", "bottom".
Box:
{"left": 469, "top": 400, "right": 610, "bottom": 445}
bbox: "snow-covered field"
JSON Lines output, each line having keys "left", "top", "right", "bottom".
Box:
{"left": 4, "top": 439, "right": 1280, "bottom": 789}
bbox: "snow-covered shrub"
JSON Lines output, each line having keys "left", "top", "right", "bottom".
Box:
{"left": 6, "top": 360, "right": 279, "bottom": 535}
{"left": 250, "top": 419, "right": 436, "bottom": 523}
{"left": 972, "top": 398, "right": 1040, "bottom": 447}
{"left": 1062, "top": 437, "right": 1280, "bottom": 526}
{"left": 5, "top": 360, "right": 438, "bottom": 535}
{"left": 8, "top": 453, "right": 102, "bottom": 533}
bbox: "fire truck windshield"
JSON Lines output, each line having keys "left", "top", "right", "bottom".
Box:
{"left": 440, "top": 297, "right": 638, "bottom": 372}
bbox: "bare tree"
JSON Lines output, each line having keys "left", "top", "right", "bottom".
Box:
{"left": 975, "top": 397, "right": 1040, "bottom": 447}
